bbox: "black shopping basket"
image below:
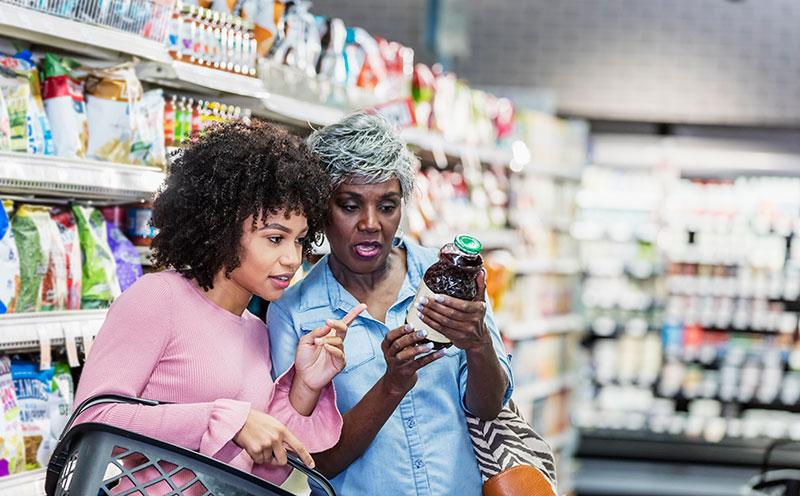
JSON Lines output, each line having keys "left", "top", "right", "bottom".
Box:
{"left": 45, "top": 394, "right": 336, "bottom": 496}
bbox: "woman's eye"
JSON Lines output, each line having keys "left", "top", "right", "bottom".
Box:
{"left": 340, "top": 204, "right": 358, "bottom": 212}
{"left": 268, "top": 236, "right": 282, "bottom": 245}
{"left": 296, "top": 237, "right": 307, "bottom": 245}
{"left": 380, "top": 204, "right": 397, "bottom": 213}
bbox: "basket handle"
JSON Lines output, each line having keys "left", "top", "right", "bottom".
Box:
{"left": 61, "top": 394, "right": 336, "bottom": 496}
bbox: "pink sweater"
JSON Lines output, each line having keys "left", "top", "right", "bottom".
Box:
{"left": 74, "top": 271, "right": 342, "bottom": 492}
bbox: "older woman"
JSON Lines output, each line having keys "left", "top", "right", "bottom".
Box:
{"left": 268, "top": 112, "right": 513, "bottom": 495}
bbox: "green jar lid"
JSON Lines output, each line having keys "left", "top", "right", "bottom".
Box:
{"left": 454, "top": 234, "right": 482, "bottom": 255}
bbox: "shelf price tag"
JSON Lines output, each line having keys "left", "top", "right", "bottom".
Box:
{"left": 63, "top": 322, "right": 82, "bottom": 368}
{"left": 81, "top": 322, "right": 97, "bottom": 360}
{"left": 38, "top": 325, "right": 53, "bottom": 371}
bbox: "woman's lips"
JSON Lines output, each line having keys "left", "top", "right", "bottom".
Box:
{"left": 352, "top": 242, "right": 382, "bottom": 259}
{"left": 268, "top": 275, "right": 291, "bottom": 289}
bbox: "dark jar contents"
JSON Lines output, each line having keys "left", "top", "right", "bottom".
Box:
{"left": 407, "top": 235, "right": 483, "bottom": 349}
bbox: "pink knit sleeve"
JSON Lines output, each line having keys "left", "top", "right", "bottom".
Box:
{"left": 251, "top": 365, "right": 342, "bottom": 483}
{"left": 73, "top": 274, "right": 250, "bottom": 461}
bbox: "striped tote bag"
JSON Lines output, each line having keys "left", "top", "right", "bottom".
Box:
{"left": 466, "top": 400, "right": 558, "bottom": 496}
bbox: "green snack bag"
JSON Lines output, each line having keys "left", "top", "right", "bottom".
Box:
{"left": 11, "top": 205, "right": 47, "bottom": 313}
{"left": 72, "top": 205, "right": 121, "bottom": 309}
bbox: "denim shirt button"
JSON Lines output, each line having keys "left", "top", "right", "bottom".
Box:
{"left": 406, "top": 418, "right": 416, "bottom": 429}
{"left": 414, "top": 459, "right": 424, "bottom": 469}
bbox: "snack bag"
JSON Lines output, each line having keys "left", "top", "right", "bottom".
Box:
{"left": 51, "top": 209, "right": 82, "bottom": 310}
{"left": 72, "top": 205, "right": 121, "bottom": 309}
{"left": 11, "top": 360, "right": 53, "bottom": 470}
{"left": 0, "top": 356, "right": 24, "bottom": 476}
{"left": 106, "top": 222, "right": 143, "bottom": 292}
{"left": 85, "top": 64, "right": 143, "bottom": 164}
{"left": 0, "top": 200, "right": 20, "bottom": 314}
{"left": 14, "top": 205, "right": 67, "bottom": 312}
{"left": 11, "top": 51, "right": 55, "bottom": 155}
{"left": 130, "top": 89, "right": 166, "bottom": 168}
{"left": 11, "top": 205, "right": 47, "bottom": 313}
{"left": 42, "top": 53, "right": 89, "bottom": 159}
{"left": 0, "top": 85, "right": 11, "bottom": 151}
{"left": 0, "top": 64, "right": 32, "bottom": 153}
{"left": 38, "top": 363, "right": 73, "bottom": 469}
{"left": 33, "top": 212, "right": 68, "bottom": 312}
{"left": 0, "top": 56, "right": 50, "bottom": 155}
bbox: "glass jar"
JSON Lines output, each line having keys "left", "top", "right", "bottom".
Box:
{"left": 407, "top": 235, "right": 483, "bottom": 348}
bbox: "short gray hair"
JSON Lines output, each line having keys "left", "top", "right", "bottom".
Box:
{"left": 306, "top": 112, "right": 415, "bottom": 201}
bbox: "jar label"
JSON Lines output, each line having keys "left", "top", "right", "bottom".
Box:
{"left": 406, "top": 280, "right": 451, "bottom": 344}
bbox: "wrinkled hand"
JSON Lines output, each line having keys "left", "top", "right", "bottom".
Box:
{"left": 381, "top": 324, "right": 446, "bottom": 396}
{"left": 233, "top": 409, "right": 314, "bottom": 468}
{"left": 415, "top": 270, "right": 492, "bottom": 352}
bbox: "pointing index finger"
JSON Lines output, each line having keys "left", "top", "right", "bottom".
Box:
{"left": 342, "top": 303, "right": 368, "bottom": 326}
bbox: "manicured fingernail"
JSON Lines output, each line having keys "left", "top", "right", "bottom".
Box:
{"left": 416, "top": 329, "right": 427, "bottom": 338}
{"left": 436, "top": 351, "right": 446, "bottom": 358}
{"left": 404, "top": 323, "right": 414, "bottom": 333}
{"left": 418, "top": 312, "right": 424, "bottom": 321}
{"left": 435, "top": 295, "right": 445, "bottom": 303}
{"left": 423, "top": 342, "right": 434, "bottom": 351}
{"left": 415, "top": 302, "right": 424, "bottom": 311}
{"left": 419, "top": 296, "right": 429, "bottom": 305}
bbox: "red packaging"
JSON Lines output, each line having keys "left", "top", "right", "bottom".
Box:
{"left": 50, "top": 209, "right": 82, "bottom": 311}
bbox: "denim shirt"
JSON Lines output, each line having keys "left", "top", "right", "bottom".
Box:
{"left": 267, "top": 239, "right": 514, "bottom": 496}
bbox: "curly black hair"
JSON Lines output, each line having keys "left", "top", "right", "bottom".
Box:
{"left": 151, "top": 120, "right": 329, "bottom": 290}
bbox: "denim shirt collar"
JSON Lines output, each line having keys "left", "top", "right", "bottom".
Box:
{"left": 303, "top": 237, "right": 424, "bottom": 317}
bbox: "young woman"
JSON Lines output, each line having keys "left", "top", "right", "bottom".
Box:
{"left": 74, "top": 121, "right": 350, "bottom": 493}
{"left": 268, "top": 113, "right": 513, "bottom": 495}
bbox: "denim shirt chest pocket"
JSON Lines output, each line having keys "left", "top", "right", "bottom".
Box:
{"left": 299, "top": 319, "right": 377, "bottom": 374}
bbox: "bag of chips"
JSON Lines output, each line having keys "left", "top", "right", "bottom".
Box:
{"left": 51, "top": 208, "right": 82, "bottom": 311}
{"left": 42, "top": 53, "right": 89, "bottom": 159}
{"left": 11, "top": 205, "right": 47, "bottom": 313}
{"left": 0, "top": 56, "right": 52, "bottom": 155}
{"left": 11, "top": 360, "right": 53, "bottom": 470}
{"left": 106, "top": 222, "right": 143, "bottom": 293}
{"left": 37, "top": 362, "right": 73, "bottom": 469}
{"left": 85, "top": 64, "right": 143, "bottom": 164}
{"left": 72, "top": 205, "right": 121, "bottom": 309}
{"left": 0, "top": 200, "right": 20, "bottom": 314}
{"left": 0, "top": 356, "right": 24, "bottom": 476}
{"left": 130, "top": 89, "right": 166, "bottom": 168}
{"left": 0, "top": 64, "right": 32, "bottom": 153}
{"left": 0, "top": 88, "right": 11, "bottom": 151}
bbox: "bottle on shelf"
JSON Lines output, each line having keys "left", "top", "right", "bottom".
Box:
{"left": 164, "top": 95, "right": 176, "bottom": 147}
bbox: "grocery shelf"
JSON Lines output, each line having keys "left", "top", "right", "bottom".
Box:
{"left": 0, "top": 3, "right": 170, "bottom": 63}
{"left": 514, "top": 258, "right": 581, "bottom": 276}
{"left": 401, "top": 127, "right": 512, "bottom": 166}
{"left": 0, "top": 468, "right": 46, "bottom": 495}
{"left": 0, "top": 310, "right": 106, "bottom": 351}
{"left": 0, "top": 153, "right": 164, "bottom": 201}
{"left": 514, "top": 374, "right": 578, "bottom": 404}
{"left": 0, "top": 6, "right": 516, "bottom": 167}
{"left": 497, "top": 313, "right": 584, "bottom": 341}
{"left": 261, "top": 93, "right": 346, "bottom": 128}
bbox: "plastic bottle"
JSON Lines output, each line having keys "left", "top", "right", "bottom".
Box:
{"left": 180, "top": 6, "right": 196, "bottom": 63}
{"left": 164, "top": 95, "right": 176, "bottom": 147}
{"left": 191, "top": 100, "right": 202, "bottom": 137}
